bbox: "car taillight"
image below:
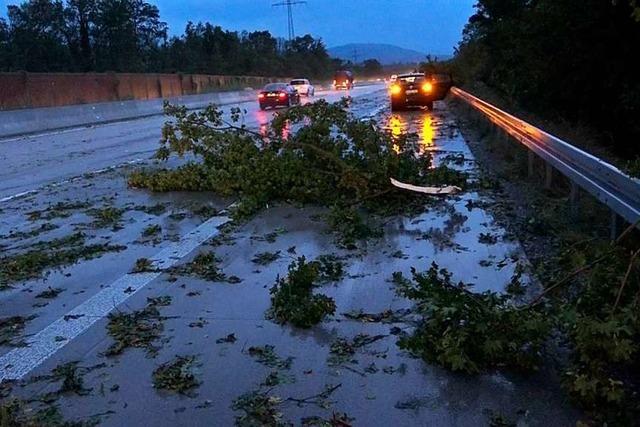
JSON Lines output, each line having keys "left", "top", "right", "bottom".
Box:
{"left": 279, "top": 92, "right": 287, "bottom": 98}
{"left": 258, "top": 93, "right": 265, "bottom": 99}
{"left": 422, "top": 82, "right": 433, "bottom": 93}
{"left": 390, "top": 84, "right": 402, "bottom": 95}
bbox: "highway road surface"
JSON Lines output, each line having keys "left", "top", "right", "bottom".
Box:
{"left": 0, "top": 86, "right": 578, "bottom": 426}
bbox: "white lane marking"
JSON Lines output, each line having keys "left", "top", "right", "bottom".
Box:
{"left": 0, "top": 214, "right": 230, "bottom": 381}
{"left": 0, "top": 158, "right": 146, "bottom": 204}
{"left": 0, "top": 190, "right": 36, "bottom": 203}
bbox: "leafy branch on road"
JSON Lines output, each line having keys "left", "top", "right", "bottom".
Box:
{"left": 168, "top": 251, "right": 237, "bottom": 283}
{"left": 396, "top": 263, "right": 549, "bottom": 374}
{"left": 0, "top": 233, "right": 126, "bottom": 289}
{"left": 152, "top": 355, "right": 200, "bottom": 395}
{"left": 0, "top": 315, "right": 36, "bottom": 347}
{"left": 129, "top": 100, "right": 466, "bottom": 246}
{"left": 87, "top": 207, "right": 124, "bottom": 230}
{"left": 0, "top": 398, "right": 96, "bottom": 427}
{"left": 267, "top": 257, "right": 336, "bottom": 328}
{"left": 105, "top": 296, "right": 172, "bottom": 357}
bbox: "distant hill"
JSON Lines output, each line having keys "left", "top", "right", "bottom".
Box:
{"left": 327, "top": 43, "right": 451, "bottom": 65}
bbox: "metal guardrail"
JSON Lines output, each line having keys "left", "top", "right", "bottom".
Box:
{"left": 450, "top": 87, "right": 640, "bottom": 230}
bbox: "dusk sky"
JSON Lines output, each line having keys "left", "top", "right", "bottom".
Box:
{"left": 1, "top": 0, "right": 477, "bottom": 54}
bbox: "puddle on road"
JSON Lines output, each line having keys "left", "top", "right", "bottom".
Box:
{"left": 0, "top": 97, "right": 577, "bottom": 426}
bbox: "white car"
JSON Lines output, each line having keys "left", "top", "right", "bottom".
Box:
{"left": 290, "top": 79, "right": 315, "bottom": 97}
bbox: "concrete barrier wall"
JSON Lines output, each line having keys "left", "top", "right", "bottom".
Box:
{"left": 0, "top": 88, "right": 263, "bottom": 139}
{"left": 0, "top": 72, "right": 284, "bottom": 111}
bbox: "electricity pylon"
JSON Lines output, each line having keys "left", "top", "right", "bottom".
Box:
{"left": 273, "top": 0, "right": 306, "bottom": 41}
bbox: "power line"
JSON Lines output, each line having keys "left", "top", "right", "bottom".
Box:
{"left": 272, "top": 0, "right": 306, "bottom": 41}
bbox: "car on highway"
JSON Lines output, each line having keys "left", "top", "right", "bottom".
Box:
{"left": 290, "top": 78, "right": 315, "bottom": 96}
{"left": 258, "top": 83, "right": 301, "bottom": 110}
{"left": 333, "top": 70, "right": 354, "bottom": 90}
{"left": 388, "top": 72, "right": 452, "bottom": 111}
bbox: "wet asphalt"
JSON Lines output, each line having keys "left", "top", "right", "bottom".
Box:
{"left": 0, "top": 85, "right": 578, "bottom": 426}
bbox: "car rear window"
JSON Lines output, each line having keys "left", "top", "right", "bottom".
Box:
{"left": 397, "top": 75, "right": 424, "bottom": 83}
{"left": 290, "top": 80, "right": 307, "bottom": 85}
{"left": 264, "top": 83, "right": 287, "bottom": 91}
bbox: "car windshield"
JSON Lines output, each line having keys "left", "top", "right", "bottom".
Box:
{"left": 264, "top": 83, "right": 287, "bottom": 91}
{"left": 290, "top": 80, "right": 306, "bottom": 85}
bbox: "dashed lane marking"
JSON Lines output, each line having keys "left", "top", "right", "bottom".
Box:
{"left": 0, "top": 214, "right": 230, "bottom": 381}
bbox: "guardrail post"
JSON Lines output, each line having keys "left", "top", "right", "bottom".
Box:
{"left": 528, "top": 151, "right": 535, "bottom": 178}
{"left": 545, "top": 162, "right": 553, "bottom": 189}
{"left": 499, "top": 127, "right": 510, "bottom": 144}
{"left": 570, "top": 182, "right": 580, "bottom": 216}
{"left": 610, "top": 212, "right": 621, "bottom": 240}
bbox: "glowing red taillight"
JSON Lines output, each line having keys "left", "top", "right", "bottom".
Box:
{"left": 279, "top": 92, "right": 287, "bottom": 99}
{"left": 258, "top": 93, "right": 265, "bottom": 99}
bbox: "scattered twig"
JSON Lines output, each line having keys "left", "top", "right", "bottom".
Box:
{"left": 285, "top": 383, "right": 342, "bottom": 407}
{"left": 612, "top": 248, "right": 640, "bottom": 312}
{"left": 527, "top": 252, "right": 612, "bottom": 308}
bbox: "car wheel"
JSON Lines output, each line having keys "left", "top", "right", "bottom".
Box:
{"left": 391, "top": 102, "right": 403, "bottom": 112}
{"left": 259, "top": 104, "right": 266, "bottom": 111}
{"left": 426, "top": 101, "right": 434, "bottom": 111}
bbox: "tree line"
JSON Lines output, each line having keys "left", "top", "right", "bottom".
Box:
{"left": 451, "top": 0, "right": 640, "bottom": 158}
{"left": 0, "top": 0, "right": 338, "bottom": 78}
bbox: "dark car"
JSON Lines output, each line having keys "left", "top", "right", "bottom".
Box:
{"left": 389, "top": 73, "right": 453, "bottom": 111}
{"left": 333, "top": 70, "right": 354, "bottom": 90}
{"left": 258, "top": 83, "right": 301, "bottom": 110}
